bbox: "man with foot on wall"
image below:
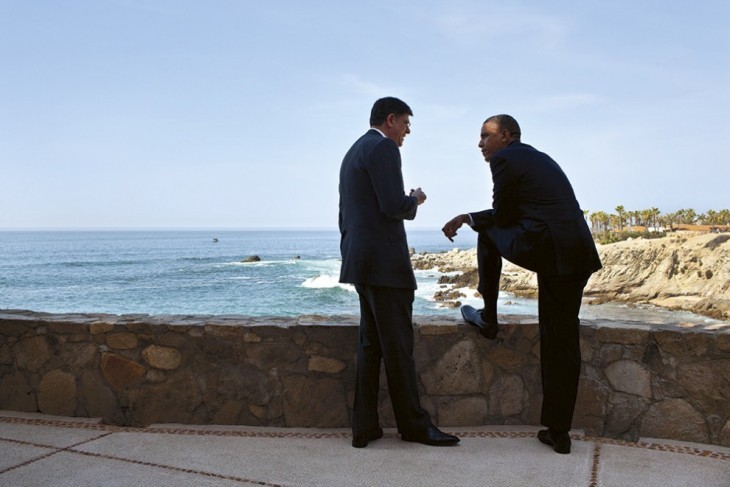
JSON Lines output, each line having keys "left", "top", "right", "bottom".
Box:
{"left": 339, "top": 97, "right": 459, "bottom": 448}
{"left": 442, "top": 114, "right": 601, "bottom": 454}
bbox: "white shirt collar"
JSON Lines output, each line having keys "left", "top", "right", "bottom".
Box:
{"left": 371, "top": 127, "right": 386, "bottom": 138}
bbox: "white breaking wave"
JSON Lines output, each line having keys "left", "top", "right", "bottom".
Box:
{"left": 301, "top": 274, "right": 355, "bottom": 291}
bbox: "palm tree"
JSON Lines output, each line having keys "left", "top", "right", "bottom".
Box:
{"left": 615, "top": 205, "right": 626, "bottom": 232}
{"left": 639, "top": 209, "right": 652, "bottom": 229}
{"left": 590, "top": 211, "right": 611, "bottom": 236}
{"left": 663, "top": 211, "right": 678, "bottom": 231}
{"left": 701, "top": 210, "right": 717, "bottom": 225}
{"left": 650, "top": 208, "right": 661, "bottom": 230}
{"left": 719, "top": 209, "right": 730, "bottom": 225}
{"left": 676, "top": 208, "right": 697, "bottom": 225}
{"left": 628, "top": 210, "right": 638, "bottom": 230}
{"left": 600, "top": 212, "right": 612, "bottom": 235}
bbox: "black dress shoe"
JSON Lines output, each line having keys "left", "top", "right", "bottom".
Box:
{"left": 537, "top": 429, "right": 571, "bottom": 454}
{"left": 401, "top": 426, "right": 460, "bottom": 446}
{"left": 352, "top": 427, "right": 383, "bottom": 448}
{"left": 461, "top": 305, "right": 498, "bottom": 339}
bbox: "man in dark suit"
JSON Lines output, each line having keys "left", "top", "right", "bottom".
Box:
{"left": 339, "top": 97, "right": 459, "bottom": 448}
{"left": 442, "top": 114, "right": 601, "bottom": 454}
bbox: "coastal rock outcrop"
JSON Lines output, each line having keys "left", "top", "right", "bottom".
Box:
{"left": 242, "top": 255, "right": 261, "bottom": 263}
{"left": 411, "top": 232, "right": 730, "bottom": 320}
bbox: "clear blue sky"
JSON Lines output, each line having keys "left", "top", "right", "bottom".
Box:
{"left": 2, "top": 0, "right": 728, "bottom": 230}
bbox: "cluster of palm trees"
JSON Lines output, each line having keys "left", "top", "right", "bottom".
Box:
{"left": 586, "top": 206, "right": 730, "bottom": 241}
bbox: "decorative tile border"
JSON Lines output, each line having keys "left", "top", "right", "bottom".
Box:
{"left": 584, "top": 435, "right": 730, "bottom": 461}
{"left": 3, "top": 415, "right": 730, "bottom": 460}
{"left": 589, "top": 442, "right": 602, "bottom": 487}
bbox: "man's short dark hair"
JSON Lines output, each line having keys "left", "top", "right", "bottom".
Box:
{"left": 485, "top": 114, "right": 521, "bottom": 139}
{"left": 370, "top": 97, "right": 413, "bottom": 126}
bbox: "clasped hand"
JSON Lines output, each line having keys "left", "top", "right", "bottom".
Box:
{"left": 409, "top": 187, "right": 427, "bottom": 205}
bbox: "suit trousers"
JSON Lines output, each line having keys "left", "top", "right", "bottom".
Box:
{"left": 476, "top": 232, "right": 589, "bottom": 433}
{"left": 537, "top": 272, "right": 588, "bottom": 432}
{"left": 353, "top": 284, "right": 432, "bottom": 437}
{"left": 476, "top": 232, "right": 502, "bottom": 324}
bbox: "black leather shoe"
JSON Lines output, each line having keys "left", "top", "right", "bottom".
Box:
{"left": 402, "top": 426, "right": 459, "bottom": 446}
{"left": 538, "top": 429, "right": 571, "bottom": 454}
{"left": 352, "top": 427, "right": 383, "bottom": 448}
{"left": 461, "top": 305, "right": 498, "bottom": 339}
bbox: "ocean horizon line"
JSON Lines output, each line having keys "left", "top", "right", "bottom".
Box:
{"left": 0, "top": 226, "right": 446, "bottom": 233}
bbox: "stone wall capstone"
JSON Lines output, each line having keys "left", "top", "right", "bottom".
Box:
{"left": 0, "top": 310, "right": 728, "bottom": 446}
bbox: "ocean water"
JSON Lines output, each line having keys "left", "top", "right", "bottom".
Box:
{"left": 0, "top": 230, "right": 720, "bottom": 324}
{"left": 0, "top": 230, "right": 471, "bottom": 317}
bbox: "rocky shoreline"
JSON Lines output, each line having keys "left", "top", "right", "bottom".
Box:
{"left": 412, "top": 232, "right": 730, "bottom": 321}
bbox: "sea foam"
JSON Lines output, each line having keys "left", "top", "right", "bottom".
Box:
{"left": 301, "top": 274, "right": 355, "bottom": 291}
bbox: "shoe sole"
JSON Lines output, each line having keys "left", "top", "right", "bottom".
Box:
{"left": 401, "top": 437, "right": 460, "bottom": 446}
{"left": 461, "top": 308, "right": 498, "bottom": 340}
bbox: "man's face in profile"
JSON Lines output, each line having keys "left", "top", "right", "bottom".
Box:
{"left": 386, "top": 113, "right": 411, "bottom": 147}
{"left": 478, "top": 121, "right": 510, "bottom": 162}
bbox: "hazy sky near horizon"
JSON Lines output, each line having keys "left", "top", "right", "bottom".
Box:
{"left": 2, "top": 0, "right": 728, "bottom": 230}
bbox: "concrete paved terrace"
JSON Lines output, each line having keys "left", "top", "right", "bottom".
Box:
{"left": 1, "top": 410, "right": 729, "bottom": 486}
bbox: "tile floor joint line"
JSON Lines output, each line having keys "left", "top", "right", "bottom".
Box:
{"left": 0, "top": 437, "right": 63, "bottom": 476}
{"left": 64, "top": 448, "right": 286, "bottom": 487}
{"left": 59, "top": 431, "right": 115, "bottom": 452}
{"left": 0, "top": 431, "right": 116, "bottom": 477}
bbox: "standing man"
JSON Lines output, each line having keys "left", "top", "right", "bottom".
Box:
{"left": 339, "top": 97, "right": 459, "bottom": 448}
{"left": 442, "top": 114, "right": 601, "bottom": 454}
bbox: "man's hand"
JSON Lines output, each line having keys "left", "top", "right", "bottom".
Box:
{"left": 442, "top": 214, "right": 470, "bottom": 242}
{"left": 410, "top": 187, "right": 427, "bottom": 205}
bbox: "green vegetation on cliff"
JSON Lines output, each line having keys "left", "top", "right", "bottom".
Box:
{"left": 587, "top": 207, "right": 730, "bottom": 244}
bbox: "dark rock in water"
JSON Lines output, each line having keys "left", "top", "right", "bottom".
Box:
{"left": 437, "top": 269, "right": 479, "bottom": 288}
{"left": 409, "top": 247, "right": 416, "bottom": 256}
{"left": 293, "top": 256, "right": 301, "bottom": 260}
{"left": 434, "top": 289, "right": 466, "bottom": 302}
{"left": 242, "top": 255, "right": 261, "bottom": 263}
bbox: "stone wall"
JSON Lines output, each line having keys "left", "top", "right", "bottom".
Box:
{"left": 1, "top": 310, "right": 729, "bottom": 446}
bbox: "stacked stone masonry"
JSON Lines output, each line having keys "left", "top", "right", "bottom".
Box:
{"left": 1, "top": 310, "right": 729, "bottom": 446}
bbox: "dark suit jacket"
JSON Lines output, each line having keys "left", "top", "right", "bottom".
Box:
{"left": 339, "top": 129, "right": 419, "bottom": 289}
{"left": 471, "top": 141, "right": 602, "bottom": 276}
